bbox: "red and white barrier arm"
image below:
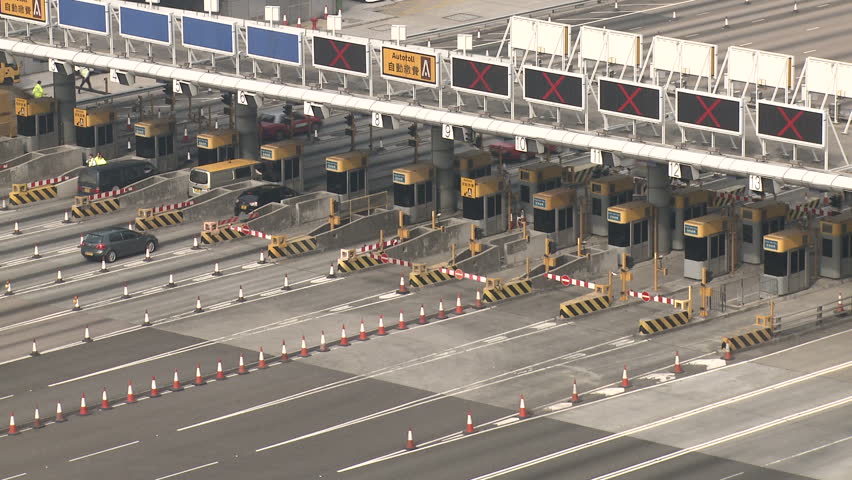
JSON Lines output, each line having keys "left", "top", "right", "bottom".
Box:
{"left": 440, "top": 267, "right": 488, "bottom": 283}
{"left": 357, "top": 238, "right": 401, "bottom": 253}
{"left": 88, "top": 186, "right": 134, "bottom": 200}
{"left": 543, "top": 272, "right": 597, "bottom": 290}
{"left": 229, "top": 225, "right": 273, "bottom": 240}
{"left": 626, "top": 289, "right": 677, "bottom": 306}
{"left": 153, "top": 200, "right": 196, "bottom": 213}
{"left": 29, "top": 175, "right": 71, "bottom": 188}
{"left": 367, "top": 252, "right": 413, "bottom": 267}
{"left": 217, "top": 211, "right": 260, "bottom": 226}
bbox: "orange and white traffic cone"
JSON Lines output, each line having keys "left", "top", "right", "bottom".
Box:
{"left": 30, "top": 339, "right": 39, "bottom": 357}
{"left": 437, "top": 298, "right": 446, "bottom": 319}
{"left": 150, "top": 377, "right": 159, "bottom": 398}
{"left": 464, "top": 410, "right": 475, "bottom": 434}
{"left": 194, "top": 364, "right": 205, "bottom": 385}
{"left": 101, "top": 388, "right": 110, "bottom": 409}
{"left": 476, "top": 289, "right": 483, "bottom": 309}
{"left": 172, "top": 369, "right": 182, "bottom": 391}
{"left": 518, "top": 395, "right": 529, "bottom": 419}
{"left": 194, "top": 296, "right": 203, "bottom": 313}
{"left": 405, "top": 428, "right": 416, "bottom": 450}
{"left": 8, "top": 413, "right": 18, "bottom": 435}
{"left": 300, "top": 335, "right": 309, "bottom": 357}
{"left": 32, "top": 407, "right": 42, "bottom": 429}
{"left": 237, "top": 285, "right": 245, "bottom": 302}
{"left": 418, "top": 304, "right": 427, "bottom": 325}
{"left": 79, "top": 394, "right": 89, "bottom": 416}
{"left": 258, "top": 347, "right": 267, "bottom": 368}
{"left": 127, "top": 380, "right": 136, "bottom": 403}
{"left": 397, "top": 274, "right": 408, "bottom": 294}
{"left": 674, "top": 352, "right": 684, "bottom": 374}
{"left": 621, "top": 365, "right": 630, "bottom": 388}
{"left": 282, "top": 274, "right": 290, "bottom": 291}
{"left": 217, "top": 358, "right": 226, "bottom": 379}
{"left": 571, "top": 378, "right": 580, "bottom": 403}
{"left": 82, "top": 325, "right": 93, "bottom": 343}
{"left": 837, "top": 293, "right": 846, "bottom": 315}
{"left": 340, "top": 325, "right": 349, "bottom": 346}
{"left": 455, "top": 293, "right": 463, "bottom": 314}
{"left": 359, "top": 318, "right": 368, "bottom": 340}
{"left": 398, "top": 310, "right": 407, "bottom": 330}
{"left": 281, "top": 340, "right": 289, "bottom": 361}
{"left": 723, "top": 342, "right": 733, "bottom": 361}
{"left": 55, "top": 401, "right": 66, "bottom": 422}
{"left": 377, "top": 315, "right": 387, "bottom": 335}
{"left": 72, "top": 295, "right": 82, "bottom": 311}
{"left": 319, "top": 331, "right": 328, "bottom": 352}
{"left": 327, "top": 263, "right": 336, "bottom": 278}
{"left": 238, "top": 354, "right": 247, "bottom": 374}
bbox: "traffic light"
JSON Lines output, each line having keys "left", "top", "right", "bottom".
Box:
{"left": 473, "top": 133, "right": 483, "bottom": 149}
{"left": 221, "top": 92, "right": 232, "bottom": 116}
{"left": 283, "top": 104, "right": 293, "bottom": 117}
{"left": 162, "top": 84, "right": 174, "bottom": 105}
{"left": 344, "top": 114, "right": 355, "bottom": 137}
{"left": 407, "top": 124, "right": 418, "bottom": 147}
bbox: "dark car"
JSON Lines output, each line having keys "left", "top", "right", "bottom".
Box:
{"left": 235, "top": 185, "right": 299, "bottom": 216}
{"left": 488, "top": 139, "right": 558, "bottom": 162}
{"left": 80, "top": 227, "right": 159, "bottom": 263}
{"left": 77, "top": 160, "right": 158, "bottom": 195}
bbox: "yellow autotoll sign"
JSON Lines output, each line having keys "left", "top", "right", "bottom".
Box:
{"left": 381, "top": 46, "right": 437, "bottom": 86}
{"left": 1, "top": 0, "right": 47, "bottom": 24}
{"left": 74, "top": 108, "right": 87, "bottom": 127}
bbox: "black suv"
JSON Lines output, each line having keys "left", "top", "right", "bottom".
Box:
{"left": 235, "top": 185, "right": 299, "bottom": 216}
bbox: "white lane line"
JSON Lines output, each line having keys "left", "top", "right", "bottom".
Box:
{"left": 685, "top": 33, "right": 699, "bottom": 38}
{"left": 751, "top": 18, "right": 765, "bottom": 23}
{"left": 696, "top": 11, "right": 709, "bottom": 16}
{"left": 806, "top": 26, "right": 820, "bottom": 31}
{"left": 764, "top": 434, "right": 852, "bottom": 466}
{"left": 739, "top": 42, "right": 753, "bottom": 47}
{"left": 67, "top": 440, "right": 140, "bottom": 462}
{"left": 719, "top": 473, "right": 744, "bottom": 480}
{"left": 579, "top": 0, "right": 697, "bottom": 26}
{"left": 0, "top": 394, "right": 13, "bottom": 401}
{"left": 0, "top": 473, "right": 27, "bottom": 480}
{"left": 817, "top": 3, "right": 830, "bottom": 7}
{"left": 589, "top": 395, "right": 852, "bottom": 480}
{"left": 329, "top": 305, "right": 351, "bottom": 312}
{"left": 153, "top": 461, "right": 219, "bottom": 480}
{"left": 804, "top": 49, "right": 817, "bottom": 54}
{"left": 483, "top": 335, "right": 507, "bottom": 344}
{"left": 494, "top": 418, "right": 519, "bottom": 426}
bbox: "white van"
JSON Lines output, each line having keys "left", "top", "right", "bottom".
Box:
{"left": 188, "top": 158, "right": 261, "bottom": 196}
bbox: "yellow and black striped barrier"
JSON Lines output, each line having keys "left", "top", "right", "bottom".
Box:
{"left": 134, "top": 211, "right": 184, "bottom": 231}
{"left": 560, "top": 293, "right": 611, "bottom": 318}
{"left": 409, "top": 267, "right": 453, "bottom": 288}
{"left": 200, "top": 227, "right": 246, "bottom": 245}
{"left": 71, "top": 199, "right": 120, "bottom": 218}
{"left": 337, "top": 254, "right": 382, "bottom": 273}
{"left": 721, "top": 327, "right": 773, "bottom": 351}
{"left": 482, "top": 279, "right": 532, "bottom": 303}
{"left": 9, "top": 185, "right": 58, "bottom": 205}
{"left": 639, "top": 311, "right": 691, "bottom": 335}
{"left": 788, "top": 198, "right": 822, "bottom": 221}
{"left": 267, "top": 235, "right": 317, "bottom": 259}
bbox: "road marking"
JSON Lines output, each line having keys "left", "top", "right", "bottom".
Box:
{"left": 641, "top": 373, "right": 675, "bottom": 383}
{"left": 685, "top": 33, "right": 699, "bottom": 38}
{"left": 739, "top": 42, "right": 753, "bottom": 47}
{"left": 804, "top": 49, "right": 817, "bottom": 54}
{"left": 0, "top": 394, "right": 13, "bottom": 401}
{"left": 689, "top": 359, "right": 726, "bottom": 370}
{"left": 719, "top": 473, "right": 744, "bottom": 480}
{"left": 329, "top": 305, "right": 351, "bottom": 312}
{"left": 67, "top": 440, "right": 140, "bottom": 462}
{"left": 579, "top": 0, "right": 698, "bottom": 26}
{"left": 0, "top": 474, "right": 27, "bottom": 480}
{"left": 806, "top": 26, "right": 820, "bottom": 31}
{"left": 751, "top": 18, "right": 765, "bottom": 23}
{"left": 153, "top": 461, "right": 219, "bottom": 480}
{"left": 764, "top": 434, "right": 852, "bottom": 466}
{"left": 483, "top": 335, "right": 507, "bottom": 343}
{"left": 696, "top": 11, "right": 709, "bottom": 16}
{"left": 530, "top": 322, "right": 556, "bottom": 330}
{"left": 494, "top": 418, "right": 519, "bottom": 426}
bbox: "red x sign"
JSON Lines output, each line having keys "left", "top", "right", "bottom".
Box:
{"left": 328, "top": 40, "right": 351, "bottom": 69}
{"left": 541, "top": 73, "right": 565, "bottom": 103}
{"left": 695, "top": 97, "right": 722, "bottom": 127}
{"left": 617, "top": 84, "right": 642, "bottom": 115}
{"left": 468, "top": 62, "right": 493, "bottom": 92}
{"left": 776, "top": 107, "right": 804, "bottom": 140}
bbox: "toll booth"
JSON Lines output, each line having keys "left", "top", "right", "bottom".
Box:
{"left": 461, "top": 175, "right": 506, "bottom": 237}
{"left": 762, "top": 227, "right": 813, "bottom": 296}
{"left": 683, "top": 214, "right": 733, "bottom": 280}
{"left": 590, "top": 174, "right": 634, "bottom": 236}
{"left": 818, "top": 212, "right": 852, "bottom": 279}
{"left": 455, "top": 150, "right": 492, "bottom": 209}
{"left": 533, "top": 187, "right": 577, "bottom": 249}
{"left": 607, "top": 200, "right": 653, "bottom": 263}
{"left": 15, "top": 97, "right": 57, "bottom": 150}
{"left": 740, "top": 200, "right": 789, "bottom": 264}
{"left": 74, "top": 106, "right": 117, "bottom": 159}
{"left": 519, "top": 163, "right": 562, "bottom": 217}
{"left": 393, "top": 163, "right": 435, "bottom": 224}
{"left": 671, "top": 187, "right": 712, "bottom": 250}
{"left": 134, "top": 117, "right": 177, "bottom": 172}
{"left": 197, "top": 129, "right": 238, "bottom": 166}
{"left": 326, "top": 151, "right": 368, "bottom": 201}
{"left": 259, "top": 140, "right": 303, "bottom": 191}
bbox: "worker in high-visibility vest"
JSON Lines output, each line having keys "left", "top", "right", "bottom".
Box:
{"left": 78, "top": 66, "right": 92, "bottom": 93}
{"left": 32, "top": 80, "right": 44, "bottom": 98}
{"left": 94, "top": 152, "right": 107, "bottom": 165}
{"left": 86, "top": 154, "right": 97, "bottom": 167}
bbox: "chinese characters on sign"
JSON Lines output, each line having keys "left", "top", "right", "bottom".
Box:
{"left": 381, "top": 47, "right": 437, "bottom": 86}
{"left": 1, "top": 0, "right": 46, "bottom": 23}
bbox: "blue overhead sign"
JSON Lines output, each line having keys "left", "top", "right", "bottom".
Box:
{"left": 58, "top": 0, "right": 109, "bottom": 36}
{"left": 246, "top": 25, "right": 301, "bottom": 66}
{"left": 119, "top": 6, "right": 171, "bottom": 46}
{"left": 182, "top": 16, "right": 235, "bottom": 55}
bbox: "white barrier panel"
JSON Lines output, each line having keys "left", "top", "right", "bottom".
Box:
{"left": 728, "top": 46, "right": 793, "bottom": 90}
{"left": 805, "top": 57, "right": 852, "bottom": 98}
{"left": 652, "top": 36, "right": 716, "bottom": 78}
{"left": 579, "top": 26, "right": 642, "bottom": 68}
{"left": 510, "top": 16, "right": 570, "bottom": 56}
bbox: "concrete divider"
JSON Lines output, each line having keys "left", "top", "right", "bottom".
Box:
{"left": 385, "top": 221, "right": 469, "bottom": 260}
{"left": 0, "top": 145, "right": 86, "bottom": 195}
{"left": 120, "top": 171, "right": 191, "bottom": 211}
{"left": 181, "top": 180, "right": 264, "bottom": 223}
{"left": 0, "top": 136, "right": 26, "bottom": 162}
{"left": 454, "top": 245, "right": 501, "bottom": 277}
{"left": 313, "top": 209, "right": 399, "bottom": 253}
{"left": 282, "top": 192, "right": 336, "bottom": 225}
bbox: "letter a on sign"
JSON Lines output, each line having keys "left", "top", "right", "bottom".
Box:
{"left": 421, "top": 58, "right": 431, "bottom": 81}
{"left": 33, "top": 0, "right": 42, "bottom": 18}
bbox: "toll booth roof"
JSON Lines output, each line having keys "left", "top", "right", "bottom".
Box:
{"left": 394, "top": 163, "right": 433, "bottom": 184}
{"left": 461, "top": 174, "right": 504, "bottom": 198}
{"left": 672, "top": 187, "right": 711, "bottom": 205}
{"left": 533, "top": 187, "right": 575, "bottom": 210}
{"left": 741, "top": 199, "right": 789, "bottom": 220}
{"left": 819, "top": 212, "right": 852, "bottom": 236}
{"left": 136, "top": 117, "right": 174, "bottom": 128}
{"left": 194, "top": 158, "right": 260, "bottom": 172}
{"left": 590, "top": 174, "right": 633, "bottom": 193}
{"left": 684, "top": 214, "right": 730, "bottom": 237}
{"left": 74, "top": 106, "right": 114, "bottom": 127}
{"left": 763, "top": 227, "right": 809, "bottom": 252}
{"left": 260, "top": 140, "right": 303, "bottom": 160}
{"left": 520, "top": 162, "right": 563, "bottom": 177}
{"left": 135, "top": 117, "right": 175, "bottom": 136}
{"left": 607, "top": 200, "right": 652, "bottom": 223}
{"left": 456, "top": 149, "right": 491, "bottom": 164}
{"left": 820, "top": 211, "right": 852, "bottom": 226}
{"left": 326, "top": 151, "right": 368, "bottom": 171}
{"left": 198, "top": 129, "right": 238, "bottom": 140}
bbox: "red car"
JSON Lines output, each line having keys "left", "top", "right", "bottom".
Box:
{"left": 258, "top": 112, "right": 323, "bottom": 141}
{"left": 488, "top": 139, "right": 558, "bottom": 162}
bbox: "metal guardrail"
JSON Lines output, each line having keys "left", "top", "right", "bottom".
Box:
{"left": 336, "top": 191, "right": 389, "bottom": 222}
{"left": 773, "top": 294, "right": 851, "bottom": 334}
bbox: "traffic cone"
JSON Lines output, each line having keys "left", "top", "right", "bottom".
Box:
{"left": 723, "top": 16, "right": 729, "bottom": 28}
{"left": 30, "top": 339, "right": 39, "bottom": 356}
{"left": 8, "top": 413, "right": 18, "bottom": 435}
{"left": 438, "top": 298, "right": 446, "bottom": 319}
{"left": 79, "top": 234, "right": 84, "bottom": 247}
{"left": 419, "top": 304, "right": 427, "bottom": 324}
{"left": 167, "top": 273, "right": 176, "bottom": 287}
{"left": 836, "top": 293, "right": 845, "bottom": 315}
{"left": 4, "top": 280, "right": 12, "bottom": 295}
{"left": 723, "top": 342, "right": 733, "bottom": 361}
{"left": 32, "top": 407, "right": 42, "bottom": 428}
{"left": 281, "top": 340, "right": 289, "bottom": 362}
{"left": 327, "top": 263, "right": 336, "bottom": 278}
{"left": 127, "top": 380, "right": 136, "bottom": 403}
{"left": 183, "top": 127, "right": 189, "bottom": 142}
{"left": 194, "top": 296, "right": 203, "bottom": 313}
{"left": 674, "top": 351, "right": 684, "bottom": 374}
{"left": 258, "top": 249, "right": 266, "bottom": 265}
{"left": 571, "top": 378, "right": 580, "bottom": 403}
{"left": 282, "top": 274, "right": 291, "bottom": 291}
{"left": 144, "top": 247, "right": 151, "bottom": 262}
{"left": 101, "top": 388, "right": 110, "bottom": 409}
{"left": 192, "top": 236, "right": 200, "bottom": 250}
{"left": 340, "top": 325, "right": 349, "bottom": 346}
{"left": 212, "top": 262, "right": 221, "bottom": 276}
{"left": 300, "top": 336, "right": 309, "bottom": 357}
{"left": 63, "top": 210, "right": 71, "bottom": 223}
{"left": 56, "top": 270, "right": 64, "bottom": 283}
{"left": 237, "top": 285, "right": 245, "bottom": 302}
{"left": 398, "top": 310, "right": 407, "bottom": 330}
{"left": 126, "top": 116, "right": 132, "bottom": 130}
{"left": 377, "top": 314, "right": 386, "bottom": 335}
{"left": 172, "top": 369, "right": 182, "bottom": 391}
{"left": 319, "top": 331, "right": 328, "bottom": 352}
{"left": 359, "top": 318, "right": 368, "bottom": 340}
{"left": 405, "top": 428, "right": 416, "bottom": 450}
{"left": 100, "top": 258, "right": 108, "bottom": 272}
{"left": 793, "top": 1, "right": 798, "bottom": 13}
{"left": 55, "top": 401, "right": 66, "bottom": 422}
{"left": 79, "top": 393, "right": 89, "bottom": 416}
{"left": 518, "top": 395, "right": 529, "bottom": 419}
{"left": 238, "top": 354, "right": 247, "bottom": 374}
{"left": 143, "top": 310, "right": 151, "bottom": 326}
{"left": 258, "top": 347, "right": 267, "bottom": 368}
{"left": 122, "top": 282, "right": 130, "bottom": 299}
{"left": 82, "top": 326, "right": 93, "bottom": 343}
{"left": 282, "top": 14, "right": 288, "bottom": 25}
{"left": 397, "top": 274, "right": 408, "bottom": 294}
{"left": 194, "top": 364, "right": 205, "bottom": 385}
{"left": 455, "top": 293, "right": 463, "bottom": 314}
{"left": 72, "top": 295, "right": 82, "bottom": 311}
{"left": 322, "top": 4, "right": 328, "bottom": 18}
{"left": 150, "top": 376, "right": 159, "bottom": 397}
{"left": 464, "top": 410, "right": 475, "bottom": 434}
{"left": 32, "top": 244, "right": 40, "bottom": 259}
{"left": 12, "top": 221, "right": 21, "bottom": 235}
{"left": 621, "top": 365, "right": 630, "bottom": 388}
{"left": 216, "top": 358, "right": 226, "bottom": 379}
{"left": 297, "top": 17, "right": 302, "bottom": 28}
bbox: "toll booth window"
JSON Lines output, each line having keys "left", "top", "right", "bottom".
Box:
{"left": 349, "top": 169, "right": 365, "bottom": 192}
{"left": 592, "top": 198, "right": 602, "bottom": 216}
{"left": 487, "top": 194, "right": 502, "bottom": 218}
{"left": 75, "top": 126, "right": 95, "bottom": 147}
{"left": 327, "top": 171, "right": 347, "bottom": 194}
{"left": 790, "top": 248, "right": 806, "bottom": 274}
{"left": 224, "top": 145, "right": 235, "bottom": 161}
{"left": 670, "top": 211, "right": 675, "bottom": 231}
{"left": 394, "top": 183, "right": 415, "bottom": 207}
{"left": 97, "top": 125, "right": 113, "bottom": 146}
{"left": 534, "top": 209, "right": 556, "bottom": 233}
{"left": 591, "top": 183, "right": 602, "bottom": 193}
{"left": 843, "top": 235, "right": 852, "bottom": 258}
{"left": 157, "top": 135, "right": 174, "bottom": 156}
{"left": 198, "top": 148, "right": 218, "bottom": 166}
{"left": 233, "top": 166, "right": 251, "bottom": 180}
{"left": 763, "top": 218, "right": 784, "bottom": 236}
{"left": 16, "top": 115, "right": 35, "bottom": 136}
{"left": 38, "top": 113, "right": 54, "bottom": 134}
{"left": 742, "top": 224, "right": 753, "bottom": 244}
{"left": 136, "top": 137, "right": 156, "bottom": 158}
{"left": 822, "top": 238, "right": 832, "bottom": 258}
{"left": 417, "top": 181, "right": 432, "bottom": 205}
{"left": 558, "top": 207, "right": 573, "bottom": 231}
{"left": 285, "top": 157, "right": 300, "bottom": 180}
{"left": 764, "top": 251, "right": 787, "bottom": 277}
{"left": 710, "top": 234, "right": 725, "bottom": 259}
{"left": 538, "top": 180, "right": 559, "bottom": 192}
{"left": 520, "top": 185, "right": 530, "bottom": 203}
{"left": 685, "top": 236, "right": 707, "bottom": 261}
{"left": 463, "top": 196, "right": 484, "bottom": 220}
{"left": 632, "top": 219, "right": 649, "bottom": 244}
{"left": 608, "top": 222, "right": 630, "bottom": 247}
